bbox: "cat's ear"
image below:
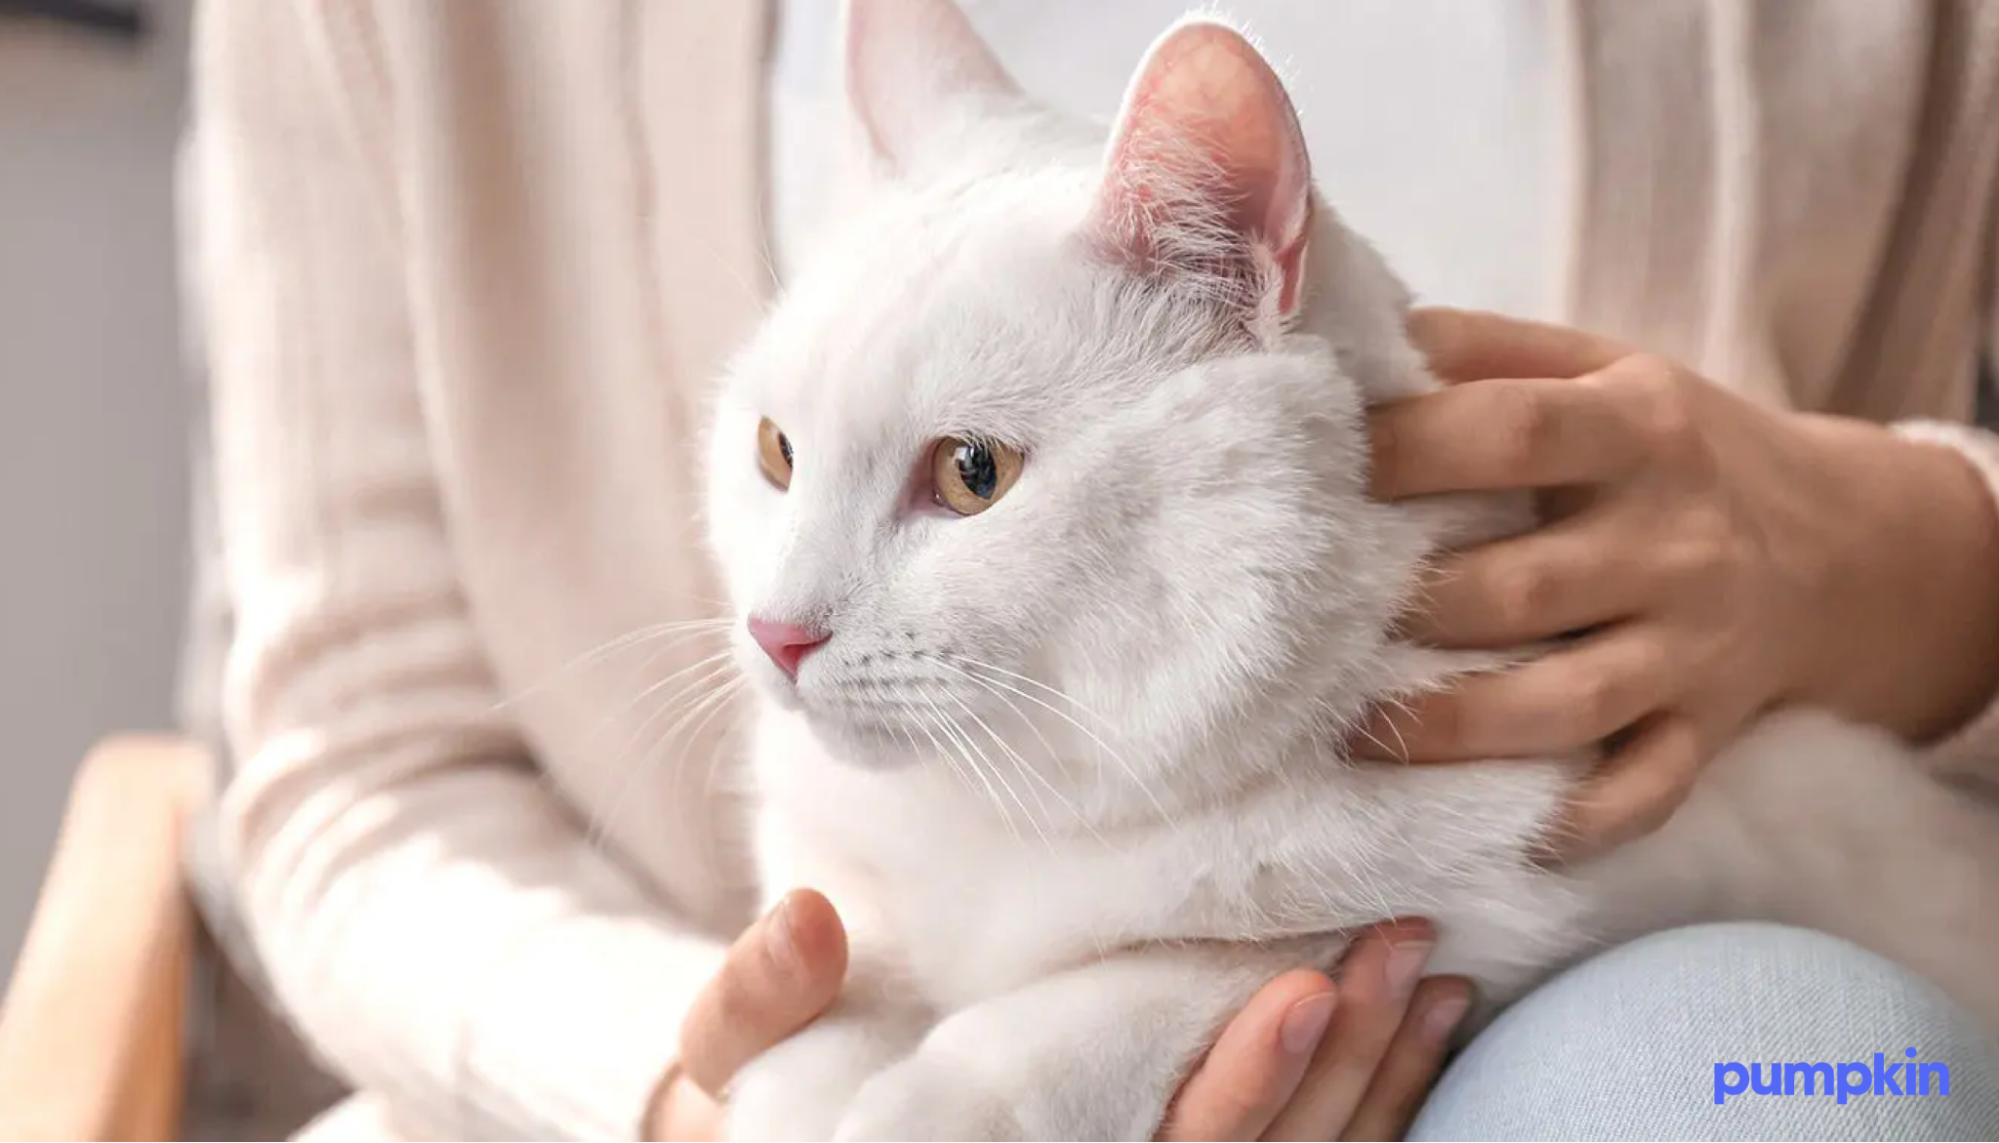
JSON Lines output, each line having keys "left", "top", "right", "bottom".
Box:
{"left": 1089, "top": 19, "right": 1314, "bottom": 321}
{"left": 842, "top": 0, "right": 1022, "bottom": 179}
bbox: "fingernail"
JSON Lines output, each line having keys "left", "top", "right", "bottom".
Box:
{"left": 1385, "top": 942, "right": 1434, "bottom": 1001}
{"left": 1280, "top": 992, "right": 1337, "bottom": 1055}
{"left": 1423, "top": 994, "right": 1471, "bottom": 1044}
{"left": 766, "top": 895, "right": 803, "bottom": 974}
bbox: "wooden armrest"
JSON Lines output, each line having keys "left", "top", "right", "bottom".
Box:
{"left": 0, "top": 735, "right": 213, "bottom": 1142}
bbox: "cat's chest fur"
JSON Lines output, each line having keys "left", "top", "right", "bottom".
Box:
{"left": 751, "top": 701, "right": 1594, "bottom": 1012}
{"left": 752, "top": 706, "right": 1183, "bottom": 1005}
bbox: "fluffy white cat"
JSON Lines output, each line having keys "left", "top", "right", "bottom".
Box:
{"left": 702, "top": 1, "right": 1999, "bottom": 1138}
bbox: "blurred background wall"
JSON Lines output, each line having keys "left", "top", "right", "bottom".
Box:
{"left": 0, "top": 0, "right": 192, "bottom": 980}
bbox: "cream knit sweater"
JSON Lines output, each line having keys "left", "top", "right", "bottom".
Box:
{"left": 185, "top": 1, "right": 1999, "bottom": 1138}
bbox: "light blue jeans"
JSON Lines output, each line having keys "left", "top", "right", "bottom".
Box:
{"left": 1410, "top": 923, "right": 1999, "bottom": 1141}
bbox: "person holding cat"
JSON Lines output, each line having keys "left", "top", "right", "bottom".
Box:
{"left": 185, "top": 0, "right": 1999, "bottom": 1139}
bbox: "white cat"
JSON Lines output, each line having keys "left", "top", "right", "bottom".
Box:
{"left": 702, "top": 1, "right": 1999, "bottom": 1138}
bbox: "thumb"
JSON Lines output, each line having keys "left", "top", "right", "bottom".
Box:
{"left": 677, "top": 889, "right": 848, "bottom": 1097}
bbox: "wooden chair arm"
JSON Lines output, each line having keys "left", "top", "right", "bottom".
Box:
{"left": 0, "top": 735, "right": 213, "bottom": 1141}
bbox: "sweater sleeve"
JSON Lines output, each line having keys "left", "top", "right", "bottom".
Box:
{"left": 1890, "top": 419, "right": 1999, "bottom": 770}
{"left": 190, "top": 4, "right": 723, "bottom": 1138}
{"left": 1883, "top": 137, "right": 1999, "bottom": 772}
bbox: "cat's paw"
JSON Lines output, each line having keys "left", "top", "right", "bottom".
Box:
{"left": 721, "top": 1036, "right": 858, "bottom": 1142}
{"left": 832, "top": 1054, "right": 1027, "bottom": 1143}
{"left": 721, "top": 1000, "right": 932, "bottom": 1142}
{"left": 726, "top": 1084, "right": 857, "bottom": 1141}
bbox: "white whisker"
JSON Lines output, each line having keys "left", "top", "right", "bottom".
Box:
{"left": 606, "top": 649, "right": 740, "bottom": 753}
{"left": 494, "top": 618, "right": 731, "bottom": 712}
{"left": 935, "top": 656, "right": 1175, "bottom": 826}
{"left": 586, "top": 655, "right": 740, "bottom": 848}
{"left": 942, "top": 654, "right": 1115, "bottom": 729}
{"left": 944, "top": 691, "right": 1053, "bottom": 848}
{"left": 611, "top": 671, "right": 746, "bottom": 849}
{"left": 916, "top": 690, "right": 1020, "bottom": 838}
{"left": 909, "top": 704, "right": 986, "bottom": 809}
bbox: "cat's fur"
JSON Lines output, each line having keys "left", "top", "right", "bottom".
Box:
{"left": 702, "top": 2, "right": 1999, "bottom": 1138}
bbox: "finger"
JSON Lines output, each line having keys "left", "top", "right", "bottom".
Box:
{"left": 1401, "top": 508, "right": 1654, "bottom": 649}
{"left": 1159, "top": 970, "right": 1337, "bottom": 1141}
{"left": 1407, "top": 308, "right": 1630, "bottom": 384}
{"left": 1264, "top": 921, "right": 1435, "bottom": 1141}
{"left": 1340, "top": 978, "right": 1474, "bottom": 1142}
{"left": 1349, "top": 628, "right": 1673, "bottom": 762}
{"left": 678, "top": 889, "right": 848, "bottom": 1096}
{"left": 1368, "top": 376, "right": 1642, "bottom": 501}
{"left": 1544, "top": 712, "right": 1708, "bottom": 862}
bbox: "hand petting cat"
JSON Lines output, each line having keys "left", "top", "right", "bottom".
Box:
{"left": 1355, "top": 308, "right": 1999, "bottom": 859}
{"left": 650, "top": 891, "right": 1469, "bottom": 1142}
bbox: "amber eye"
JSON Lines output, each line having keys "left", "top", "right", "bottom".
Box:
{"left": 757, "top": 417, "right": 794, "bottom": 489}
{"left": 931, "top": 436, "right": 1023, "bottom": 516}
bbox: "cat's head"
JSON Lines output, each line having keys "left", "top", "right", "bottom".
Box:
{"left": 706, "top": 0, "right": 1428, "bottom": 813}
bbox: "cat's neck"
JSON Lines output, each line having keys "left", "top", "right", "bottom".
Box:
{"left": 1053, "top": 491, "right": 1539, "bottom": 833}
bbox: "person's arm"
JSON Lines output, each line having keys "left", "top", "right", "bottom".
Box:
{"left": 1876, "top": 417, "right": 1999, "bottom": 768}
{"left": 1834, "top": 181, "right": 1999, "bottom": 767}
{"left": 1885, "top": 196, "right": 1999, "bottom": 770}
{"left": 191, "top": 4, "right": 721, "bottom": 1137}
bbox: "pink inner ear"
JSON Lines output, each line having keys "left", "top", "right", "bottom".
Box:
{"left": 1095, "top": 22, "right": 1313, "bottom": 314}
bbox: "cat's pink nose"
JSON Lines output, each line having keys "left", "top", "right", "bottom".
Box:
{"left": 748, "top": 616, "right": 830, "bottom": 680}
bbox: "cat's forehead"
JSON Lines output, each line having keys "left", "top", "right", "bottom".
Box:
{"left": 810, "top": 174, "right": 1086, "bottom": 334}
{"left": 744, "top": 181, "right": 1097, "bottom": 417}
{"left": 733, "top": 163, "right": 1251, "bottom": 459}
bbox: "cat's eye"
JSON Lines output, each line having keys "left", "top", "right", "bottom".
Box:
{"left": 931, "top": 436, "right": 1023, "bottom": 516}
{"left": 757, "top": 417, "right": 794, "bottom": 490}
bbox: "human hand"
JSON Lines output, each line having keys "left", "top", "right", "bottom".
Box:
{"left": 1160, "top": 919, "right": 1470, "bottom": 1142}
{"left": 1356, "top": 308, "right": 1999, "bottom": 858}
{"left": 654, "top": 893, "right": 1468, "bottom": 1141}
{"left": 650, "top": 890, "right": 848, "bottom": 1141}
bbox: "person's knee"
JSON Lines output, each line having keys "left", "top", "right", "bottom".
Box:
{"left": 1573, "top": 921, "right": 1931, "bottom": 1010}
{"left": 1410, "top": 923, "right": 1999, "bottom": 1141}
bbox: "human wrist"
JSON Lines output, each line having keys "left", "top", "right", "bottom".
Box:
{"left": 1791, "top": 412, "right": 1999, "bottom": 740}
